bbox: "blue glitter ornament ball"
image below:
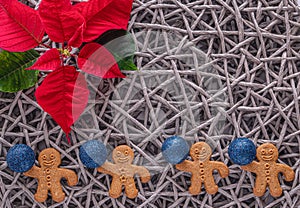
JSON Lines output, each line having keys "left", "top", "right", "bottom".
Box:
{"left": 6, "top": 144, "right": 35, "bottom": 173}
{"left": 228, "top": 137, "right": 256, "bottom": 165}
{"left": 162, "top": 136, "right": 190, "bottom": 164}
{"left": 79, "top": 140, "right": 107, "bottom": 168}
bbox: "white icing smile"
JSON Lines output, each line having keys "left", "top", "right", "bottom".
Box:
{"left": 43, "top": 160, "right": 54, "bottom": 167}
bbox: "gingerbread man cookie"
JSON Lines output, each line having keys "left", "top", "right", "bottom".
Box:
{"left": 241, "top": 143, "right": 295, "bottom": 197}
{"left": 24, "top": 148, "right": 78, "bottom": 202}
{"left": 97, "top": 145, "right": 151, "bottom": 198}
{"left": 176, "top": 142, "right": 229, "bottom": 195}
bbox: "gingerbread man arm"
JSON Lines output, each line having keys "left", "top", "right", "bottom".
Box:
{"left": 241, "top": 161, "right": 260, "bottom": 173}
{"left": 59, "top": 168, "right": 78, "bottom": 186}
{"left": 276, "top": 164, "right": 295, "bottom": 182}
{"left": 24, "top": 166, "right": 41, "bottom": 178}
{"left": 210, "top": 161, "right": 229, "bottom": 178}
{"left": 97, "top": 162, "right": 116, "bottom": 176}
{"left": 133, "top": 165, "right": 151, "bottom": 183}
{"left": 175, "top": 160, "right": 194, "bottom": 172}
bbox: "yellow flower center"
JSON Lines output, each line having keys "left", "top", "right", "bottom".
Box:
{"left": 59, "top": 48, "right": 71, "bottom": 57}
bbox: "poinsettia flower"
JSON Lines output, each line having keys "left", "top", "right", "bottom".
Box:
{"left": 32, "top": 0, "right": 133, "bottom": 73}
{"left": 0, "top": 0, "right": 134, "bottom": 141}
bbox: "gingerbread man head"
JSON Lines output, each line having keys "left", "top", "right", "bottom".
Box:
{"left": 190, "top": 142, "right": 212, "bottom": 162}
{"left": 112, "top": 145, "right": 134, "bottom": 164}
{"left": 38, "top": 148, "right": 61, "bottom": 168}
{"left": 256, "top": 143, "right": 278, "bottom": 162}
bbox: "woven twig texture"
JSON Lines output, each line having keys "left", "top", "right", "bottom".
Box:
{"left": 1, "top": 0, "right": 300, "bottom": 207}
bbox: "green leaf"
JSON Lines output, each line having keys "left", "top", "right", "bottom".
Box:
{"left": 117, "top": 56, "right": 138, "bottom": 71}
{"left": 93, "top": 29, "right": 138, "bottom": 71}
{"left": 0, "top": 50, "right": 40, "bottom": 92}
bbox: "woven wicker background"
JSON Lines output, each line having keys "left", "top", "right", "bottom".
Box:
{"left": 1, "top": 0, "right": 300, "bottom": 207}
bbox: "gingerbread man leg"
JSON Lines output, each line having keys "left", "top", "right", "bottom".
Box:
{"left": 50, "top": 184, "right": 65, "bottom": 202}
{"left": 269, "top": 178, "right": 282, "bottom": 197}
{"left": 189, "top": 175, "right": 202, "bottom": 195}
{"left": 125, "top": 178, "right": 138, "bottom": 199}
{"left": 253, "top": 176, "right": 267, "bottom": 197}
{"left": 109, "top": 177, "right": 123, "bottom": 198}
{"left": 34, "top": 184, "right": 48, "bottom": 203}
{"left": 204, "top": 175, "right": 218, "bottom": 195}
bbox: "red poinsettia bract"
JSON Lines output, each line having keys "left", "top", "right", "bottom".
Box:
{"left": 0, "top": 0, "right": 44, "bottom": 52}
{"left": 0, "top": 0, "right": 133, "bottom": 141}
